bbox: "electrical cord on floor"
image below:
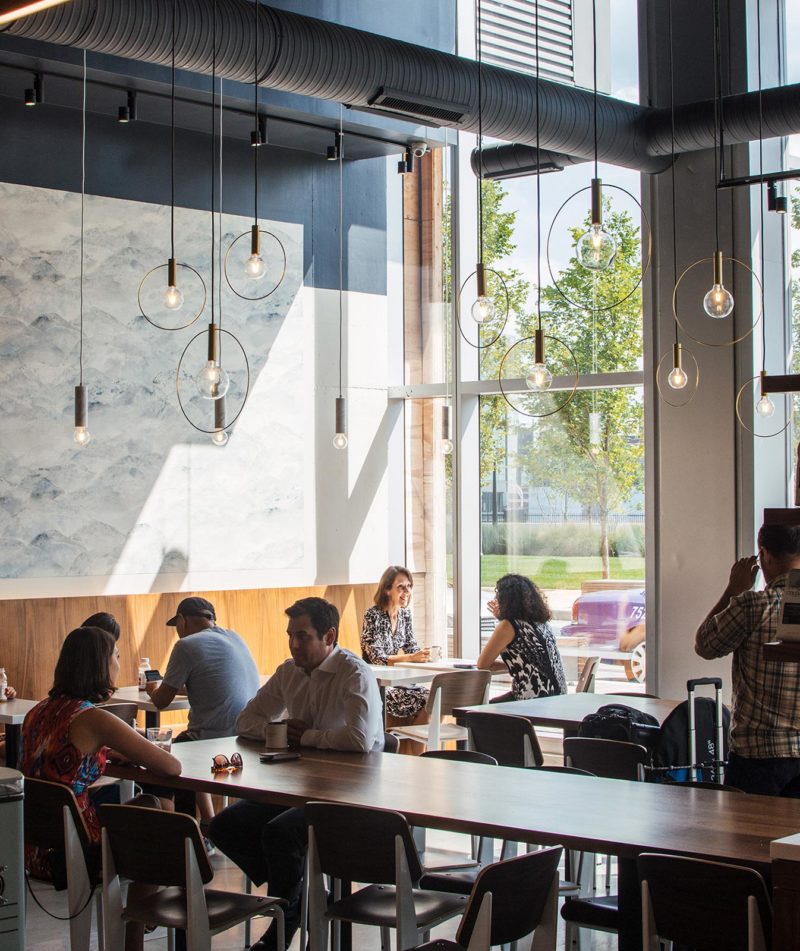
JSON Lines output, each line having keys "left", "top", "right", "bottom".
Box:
{"left": 24, "top": 869, "right": 97, "bottom": 921}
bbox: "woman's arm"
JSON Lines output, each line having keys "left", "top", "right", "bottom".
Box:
{"left": 69, "top": 707, "right": 181, "bottom": 776}
{"left": 476, "top": 619, "right": 516, "bottom": 671}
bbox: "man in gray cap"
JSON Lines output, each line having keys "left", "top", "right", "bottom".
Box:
{"left": 146, "top": 596, "right": 260, "bottom": 741}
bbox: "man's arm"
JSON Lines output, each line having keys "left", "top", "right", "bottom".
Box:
{"left": 235, "top": 671, "right": 287, "bottom": 739}
{"left": 300, "top": 667, "right": 379, "bottom": 753}
{"left": 695, "top": 556, "right": 759, "bottom": 659}
{"left": 145, "top": 680, "right": 179, "bottom": 709}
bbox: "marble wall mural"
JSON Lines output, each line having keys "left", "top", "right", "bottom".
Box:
{"left": 0, "top": 181, "right": 306, "bottom": 590}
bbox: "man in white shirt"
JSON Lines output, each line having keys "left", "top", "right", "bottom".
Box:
{"left": 207, "top": 597, "right": 383, "bottom": 951}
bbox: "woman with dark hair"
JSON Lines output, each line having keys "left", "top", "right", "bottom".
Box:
{"left": 361, "top": 566, "right": 430, "bottom": 724}
{"left": 477, "top": 574, "right": 567, "bottom": 702}
{"left": 81, "top": 610, "right": 121, "bottom": 641}
{"left": 20, "top": 626, "right": 181, "bottom": 945}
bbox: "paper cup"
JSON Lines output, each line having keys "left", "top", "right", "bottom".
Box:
{"left": 263, "top": 721, "right": 289, "bottom": 748}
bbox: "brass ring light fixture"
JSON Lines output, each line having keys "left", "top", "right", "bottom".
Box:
{"left": 498, "top": 333, "right": 579, "bottom": 419}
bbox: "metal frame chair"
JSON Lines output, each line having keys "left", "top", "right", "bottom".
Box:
{"left": 466, "top": 711, "right": 544, "bottom": 768}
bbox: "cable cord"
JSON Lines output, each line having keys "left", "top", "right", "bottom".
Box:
{"left": 756, "top": 0, "right": 766, "bottom": 367}
{"left": 592, "top": 0, "right": 598, "bottom": 178}
{"left": 170, "top": 0, "right": 176, "bottom": 260}
{"left": 535, "top": 0, "right": 541, "bottom": 329}
{"left": 669, "top": 0, "right": 679, "bottom": 347}
{"left": 25, "top": 871, "right": 97, "bottom": 922}
{"left": 253, "top": 0, "right": 259, "bottom": 224}
{"left": 338, "top": 103, "right": 344, "bottom": 399}
{"left": 475, "top": 0, "right": 483, "bottom": 265}
{"left": 79, "top": 48, "right": 86, "bottom": 386}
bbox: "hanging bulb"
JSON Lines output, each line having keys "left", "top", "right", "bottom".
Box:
{"left": 245, "top": 225, "right": 266, "bottom": 280}
{"left": 73, "top": 385, "right": 91, "bottom": 446}
{"left": 164, "top": 258, "right": 184, "bottom": 310}
{"left": 441, "top": 438, "right": 453, "bottom": 455}
{"left": 334, "top": 396, "right": 347, "bottom": 449}
{"left": 211, "top": 428, "right": 229, "bottom": 445}
{"left": 668, "top": 343, "right": 688, "bottom": 389}
{"left": 212, "top": 395, "right": 229, "bottom": 445}
{"left": 589, "top": 411, "right": 602, "bottom": 448}
{"left": 577, "top": 180, "right": 617, "bottom": 271}
{"left": 441, "top": 405, "right": 453, "bottom": 454}
{"left": 703, "top": 252, "right": 734, "bottom": 319}
{"left": 471, "top": 263, "right": 495, "bottom": 324}
{"left": 526, "top": 329, "right": 552, "bottom": 391}
{"left": 756, "top": 395, "right": 775, "bottom": 418}
{"left": 195, "top": 323, "right": 230, "bottom": 400}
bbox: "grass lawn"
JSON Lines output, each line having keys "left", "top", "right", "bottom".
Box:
{"left": 477, "top": 554, "right": 645, "bottom": 590}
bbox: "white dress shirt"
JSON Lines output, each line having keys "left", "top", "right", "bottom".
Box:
{"left": 236, "top": 646, "right": 384, "bottom": 753}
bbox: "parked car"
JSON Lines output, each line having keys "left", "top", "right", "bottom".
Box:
{"left": 559, "top": 586, "right": 646, "bottom": 682}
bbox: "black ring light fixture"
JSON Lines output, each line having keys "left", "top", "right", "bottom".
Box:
{"left": 498, "top": 333, "right": 579, "bottom": 419}
{"left": 176, "top": 325, "right": 250, "bottom": 435}
{"left": 455, "top": 265, "right": 509, "bottom": 350}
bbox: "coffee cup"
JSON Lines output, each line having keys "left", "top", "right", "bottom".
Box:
{"left": 263, "top": 720, "right": 289, "bottom": 749}
{"left": 429, "top": 645, "right": 442, "bottom": 661}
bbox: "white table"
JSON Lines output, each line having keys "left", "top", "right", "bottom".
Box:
{"left": 113, "top": 684, "right": 190, "bottom": 730}
{"left": 0, "top": 698, "right": 38, "bottom": 768}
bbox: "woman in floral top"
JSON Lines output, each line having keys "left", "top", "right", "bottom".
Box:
{"left": 361, "top": 566, "right": 431, "bottom": 723}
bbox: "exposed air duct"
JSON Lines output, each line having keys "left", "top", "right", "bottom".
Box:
{"left": 5, "top": 0, "right": 800, "bottom": 175}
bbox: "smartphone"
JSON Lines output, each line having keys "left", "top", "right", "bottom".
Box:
{"left": 454, "top": 663, "right": 475, "bottom": 669}
{"left": 260, "top": 751, "right": 301, "bottom": 763}
{"left": 144, "top": 669, "right": 163, "bottom": 682}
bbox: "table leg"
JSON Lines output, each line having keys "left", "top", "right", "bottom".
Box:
{"left": 379, "top": 685, "right": 387, "bottom": 726}
{"left": 5, "top": 724, "right": 19, "bottom": 770}
{"left": 144, "top": 709, "right": 160, "bottom": 730}
{"left": 617, "top": 856, "right": 643, "bottom": 951}
{"left": 174, "top": 789, "right": 196, "bottom": 816}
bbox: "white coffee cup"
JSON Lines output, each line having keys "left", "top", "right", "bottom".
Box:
{"left": 263, "top": 720, "right": 289, "bottom": 749}
{"left": 429, "top": 645, "right": 442, "bottom": 661}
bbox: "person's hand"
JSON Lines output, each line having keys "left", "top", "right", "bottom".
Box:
{"left": 487, "top": 598, "right": 500, "bottom": 619}
{"left": 4, "top": 686, "right": 16, "bottom": 700}
{"left": 727, "top": 556, "right": 759, "bottom": 596}
{"left": 145, "top": 681, "right": 158, "bottom": 697}
{"left": 286, "top": 719, "right": 309, "bottom": 747}
{"left": 410, "top": 648, "right": 430, "bottom": 663}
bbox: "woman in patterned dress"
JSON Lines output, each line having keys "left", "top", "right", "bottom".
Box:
{"left": 477, "top": 574, "right": 567, "bottom": 703}
{"left": 20, "top": 626, "right": 181, "bottom": 950}
{"left": 361, "top": 566, "right": 431, "bottom": 725}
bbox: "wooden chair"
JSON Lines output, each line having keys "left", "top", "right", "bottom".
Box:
{"left": 99, "top": 804, "right": 285, "bottom": 951}
{"left": 466, "top": 711, "right": 544, "bottom": 767}
{"left": 24, "top": 777, "right": 104, "bottom": 951}
{"left": 97, "top": 701, "right": 139, "bottom": 727}
{"left": 413, "top": 848, "right": 563, "bottom": 951}
{"left": 575, "top": 657, "right": 600, "bottom": 694}
{"left": 390, "top": 670, "right": 492, "bottom": 751}
{"left": 305, "top": 801, "right": 468, "bottom": 951}
{"left": 639, "top": 853, "right": 772, "bottom": 951}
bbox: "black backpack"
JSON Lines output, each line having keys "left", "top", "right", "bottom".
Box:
{"left": 578, "top": 703, "right": 661, "bottom": 758}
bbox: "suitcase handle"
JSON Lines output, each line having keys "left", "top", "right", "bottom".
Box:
{"left": 687, "top": 677, "right": 722, "bottom": 690}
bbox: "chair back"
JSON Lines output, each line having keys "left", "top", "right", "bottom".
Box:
{"left": 383, "top": 732, "right": 401, "bottom": 753}
{"left": 23, "top": 777, "right": 91, "bottom": 854}
{"left": 99, "top": 804, "right": 213, "bottom": 887}
{"left": 575, "top": 657, "right": 600, "bottom": 694}
{"left": 456, "top": 848, "right": 562, "bottom": 947}
{"left": 466, "top": 712, "right": 544, "bottom": 767}
{"left": 97, "top": 701, "right": 139, "bottom": 727}
{"left": 674, "top": 780, "right": 743, "bottom": 793}
{"left": 639, "top": 853, "right": 772, "bottom": 951}
{"left": 305, "top": 801, "right": 423, "bottom": 885}
{"left": 535, "top": 765, "right": 595, "bottom": 777}
{"left": 563, "top": 736, "right": 648, "bottom": 781}
{"left": 422, "top": 749, "right": 498, "bottom": 766}
{"left": 425, "top": 670, "right": 492, "bottom": 718}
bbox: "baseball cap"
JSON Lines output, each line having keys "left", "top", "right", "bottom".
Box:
{"left": 166, "top": 597, "right": 216, "bottom": 627}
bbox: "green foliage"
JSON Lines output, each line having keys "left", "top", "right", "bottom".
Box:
{"left": 481, "top": 520, "right": 645, "bottom": 558}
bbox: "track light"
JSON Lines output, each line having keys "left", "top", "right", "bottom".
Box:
{"left": 397, "top": 146, "right": 415, "bottom": 175}
{"left": 250, "top": 114, "right": 268, "bottom": 147}
{"left": 326, "top": 131, "right": 342, "bottom": 161}
{"left": 24, "top": 72, "right": 42, "bottom": 107}
{"left": 767, "top": 180, "right": 788, "bottom": 214}
{"left": 118, "top": 90, "right": 137, "bottom": 123}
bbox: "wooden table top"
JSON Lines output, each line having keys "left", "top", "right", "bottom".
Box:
{"left": 455, "top": 693, "right": 681, "bottom": 730}
{"left": 108, "top": 736, "right": 800, "bottom": 872}
{"left": 0, "top": 697, "right": 38, "bottom": 724}
{"left": 114, "top": 685, "right": 191, "bottom": 712}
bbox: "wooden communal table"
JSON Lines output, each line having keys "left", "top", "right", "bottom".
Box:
{"left": 109, "top": 737, "right": 800, "bottom": 951}
{"left": 0, "top": 698, "right": 38, "bottom": 769}
{"left": 113, "top": 685, "right": 191, "bottom": 730}
{"left": 454, "top": 692, "right": 681, "bottom": 734}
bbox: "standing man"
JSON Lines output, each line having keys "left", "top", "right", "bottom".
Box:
{"left": 695, "top": 522, "right": 800, "bottom": 795}
{"left": 208, "top": 596, "right": 383, "bottom": 951}
{"left": 147, "top": 596, "right": 260, "bottom": 740}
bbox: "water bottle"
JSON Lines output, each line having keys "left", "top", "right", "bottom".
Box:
{"left": 0, "top": 668, "right": 7, "bottom": 702}
{"left": 138, "top": 657, "right": 151, "bottom": 691}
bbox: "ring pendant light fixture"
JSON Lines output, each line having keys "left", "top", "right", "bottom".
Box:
{"left": 735, "top": 0, "right": 789, "bottom": 439}
{"left": 498, "top": 0, "right": 577, "bottom": 419}
{"left": 657, "top": 0, "right": 699, "bottom": 405}
{"left": 138, "top": 0, "right": 205, "bottom": 331}
{"left": 73, "top": 49, "right": 90, "bottom": 447}
{"left": 454, "top": 0, "right": 508, "bottom": 351}
{"left": 176, "top": 0, "right": 250, "bottom": 440}
{"left": 223, "top": 0, "right": 287, "bottom": 302}
{"left": 333, "top": 105, "right": 348, "bottom": 450}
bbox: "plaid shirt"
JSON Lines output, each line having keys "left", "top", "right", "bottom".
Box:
{"left": 696, "top": 574, "right": 800, "bottom": 758}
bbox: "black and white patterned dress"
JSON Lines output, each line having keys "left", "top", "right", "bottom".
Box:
{"left": 361, "top": 606, "right": 429, "bottom": 720}
{"left": 500, "top": 618, "right": 568, "bottom": 700}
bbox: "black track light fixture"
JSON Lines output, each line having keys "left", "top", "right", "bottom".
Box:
{"left": 24, "top": 72, "right": 42, "bottom": 107}
{"left": 767, "top": 180, "right": 788, "bottom": 214}
{"left": 326, "top": 131, "right": 341, "bottom": 161}
{"left": 250, "top": 114, "right": 267, "bottom": 147}
{"left": 117, "top": 90, "right": 137, "bottom": 123}
{"left": 397, "top": 146, "right": 415, "bottom": 175}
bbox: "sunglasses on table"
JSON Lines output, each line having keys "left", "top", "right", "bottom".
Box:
{"left": 211, "top": 752, "right": 243, "bottom": 773}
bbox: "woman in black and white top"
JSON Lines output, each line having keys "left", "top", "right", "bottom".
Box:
{"left": 477, "top": 573, "right": 567, "bottom": 702}
{"left": 361, "top": 566, "right": 430, "bottom": 724}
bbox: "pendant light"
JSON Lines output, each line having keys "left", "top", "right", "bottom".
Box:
{"left": 138, "top": 0, "right": 205, "bottom": 330}
{"left": 223, "top": 0, "right": 286, "bottom": 301}
{"left": 73, "top": 49, "right": 90, "bottom": 447}
{"left": 454, "top": 0, "right": 508, "bottom": 351}
{"left": 575, "top": 0, "right": 616, "bottom": 273}
{"left": 333, "top": 105, "right": 348, "bottom": 450}
{"left": 657, "top": 0, "right": 699, "bottom": 405}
